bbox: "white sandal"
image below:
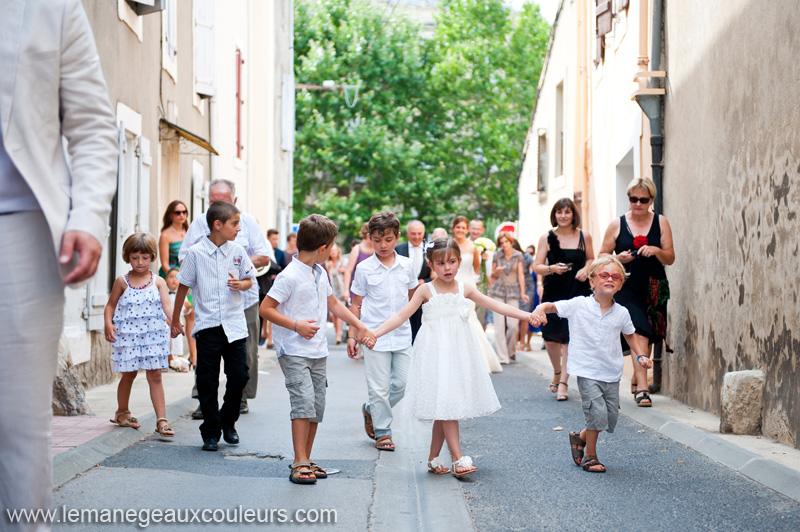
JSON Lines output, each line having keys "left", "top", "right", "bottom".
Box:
{"left": 427, "top": 457, "right": 450, "bottom": 475}
{"left": 451, "top": 455, "right": 476, "bottom": 478}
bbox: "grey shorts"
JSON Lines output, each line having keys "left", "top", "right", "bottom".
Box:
{"left": 577, "top": 377, "right": 620, "bottom": 433}
{"left": 278, "top": 355, "right": 328, "bottom": 423}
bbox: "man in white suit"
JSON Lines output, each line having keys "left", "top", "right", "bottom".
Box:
{"left": 0, "top": 0, "right": 117, "bottom": 528}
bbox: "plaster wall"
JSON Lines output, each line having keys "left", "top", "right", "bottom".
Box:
{"left": 662, "top": 0, "right": 800, "bottom": 445}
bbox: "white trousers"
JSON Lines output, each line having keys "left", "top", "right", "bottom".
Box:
{"left": 0, "top": 211, "right": 65, "bottom": 532}
{"left": 492, "top": 296, "right": 519, "bottom": 364}
{"left": 363, "top": 346, "right": 411, "bottom": 439}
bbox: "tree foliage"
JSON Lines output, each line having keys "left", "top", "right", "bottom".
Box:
{"left": 294, "top": 0, "right": 550, "bottom": 239}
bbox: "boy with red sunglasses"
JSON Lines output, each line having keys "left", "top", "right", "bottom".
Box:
{"left": 531, "top": 256, "right": 652, "bottom": 473}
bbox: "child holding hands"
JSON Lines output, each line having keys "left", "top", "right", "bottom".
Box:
{"left": 260, "top": 214, "right": 376, "bottom": 485}
{"left": 530, "top": 256, "right": 653, "bottom": 473}
{"left": 368, "top": 238, "right": 535, "bottom": 477}
{"left": 105, "top": 233, "right": 175, "bottom": 437}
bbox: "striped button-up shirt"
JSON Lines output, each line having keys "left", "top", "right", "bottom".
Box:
{"left": 177, "top": 238, "right": 255, "bottom": 342}
{"left": 179, "top": 211, "right": 274, "bottom": 309}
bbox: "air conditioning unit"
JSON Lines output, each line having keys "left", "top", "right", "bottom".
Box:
{"left": 126, "top": 0, "right": 166, "bottom": 16}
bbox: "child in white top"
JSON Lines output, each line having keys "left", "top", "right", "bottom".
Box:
{"left": 104, "top": 233, "right": 175, "bottom": 437}
{"left": 531, "top": 256, "right": 652, "bottom": 473}
{"left": 369, "top": 238, "right": 535, "bottom": 477}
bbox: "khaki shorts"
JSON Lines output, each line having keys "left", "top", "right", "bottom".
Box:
{"left": 577, "top": 377, "right": 620, "bottom": 433}
{"left": 278, "top": 355, "right": 327, "bottom": 423}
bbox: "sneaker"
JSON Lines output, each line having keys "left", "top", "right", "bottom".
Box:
{"left": 240, "top": 400, "right": 249, "bottom": 414}
{"left": 258, "top": 337, "right": 266, "bottom": 346}
{"left": 191, "top": 405, "right": 203, "bottom": 419}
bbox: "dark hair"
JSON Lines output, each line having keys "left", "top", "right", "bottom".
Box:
{"left": 368, "top": 211, "right": 400, "bottom": 237}
{"left": 351, "top": 238, "right": 362, "bottom": 248}
{"left": 161, "top": 200, "right": 189, "bottom": 233}
{"left": 267, "top": 228, "right": 279, "bottom": 238}
{"left": 549, "top": 198, "right": 581, "bottom": 229}
{"left": 296, "top": 214, "right": 338, "bottom": 252}
{"left": 287, "top": 232, "right": 297, "bottom": 242}
{"left": 426, "top": 237, "right": 461, "bottom": 263}
{"left": 206, "top": 201, "right": 240, "bottom": 231}
{"left": 122, "top": 232, "right": 157, "bottom": 263}
{"left": 511, "top": 237, "right": 523, "bottom": 252}
{"left": 166, "top": 267, "right": 180, "bottom": 277}
{"left": 526, "top": 244, "right": 536, "bottom": 254}
{"left": 451, "top": 216, "right": 469, "bottom": 230}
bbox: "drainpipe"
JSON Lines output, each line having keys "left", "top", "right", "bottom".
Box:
{"left": 209, "top": 95, "right": 218, "bottom": 202}
{"left": 649, "top": 0, "right": 664, "bottom": 216}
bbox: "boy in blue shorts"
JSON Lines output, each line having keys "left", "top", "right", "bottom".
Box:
{"left": 531, "top": 256, "right": 652, "bottom": 473}
{"left": 261, "top": 214, "right": 375, "bottom": 484}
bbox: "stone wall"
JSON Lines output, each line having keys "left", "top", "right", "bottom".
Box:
{"left": 662, "top": 0, "right": 800, "bottom": 446}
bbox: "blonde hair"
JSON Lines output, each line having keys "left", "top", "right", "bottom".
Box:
{"left": 122, "top": 232, "right": 157, "bottom": 263}
{"left": 626, "top": 177, "right": 657, "bottom": 200}
{"left": 588, "top": 256, "right": 626, "bottom": 283}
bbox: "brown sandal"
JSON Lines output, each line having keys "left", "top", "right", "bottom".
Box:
{"left": 375, "top": 435, "right": 395, "bottom": 451}
{"left": 361, "top": 403, "right": 375, "bottom": 440}
{"left": 581, "top": 455, "right": 606, "bottom": 473}
{"left": 289, "top": 461, "right": 317, "bottom": 484}
{"left": 569, "top": 431, "right": 584, "bottom": 466}
{"left": 309, "top": 461, "right": 327, "bottom": 479}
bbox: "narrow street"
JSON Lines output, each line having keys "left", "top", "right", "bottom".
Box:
{"left": 52, "top": 330, "right": 800, "bottom": 531}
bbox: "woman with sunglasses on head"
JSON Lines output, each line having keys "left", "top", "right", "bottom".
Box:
{"left": 534, "top": 198, "right": 594, "bottom": 401}
{"left": 598, "top": 177, "right": 675, "bottom": 407}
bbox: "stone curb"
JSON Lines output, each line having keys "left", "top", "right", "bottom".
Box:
{"left": 53, "top": 395, "right": 196, "bottom": 488}
{"left": 516, "top": 350, "right": 800, "bottom": 503}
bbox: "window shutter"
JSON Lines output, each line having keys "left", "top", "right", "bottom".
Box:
{"left": 194, "top": 0, "right": 215, "bottom": 96}
{"left": 595, "top": 0, "right": 612, "bottom": 65}
{"left": 618, "top": 0, "right": 629, "bottom": 11}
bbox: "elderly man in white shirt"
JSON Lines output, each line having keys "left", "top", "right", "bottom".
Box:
{"left": 0, "top": 0, "right": 118, "bottom": 526}
{"left": 179, "top": 179, "right": 275, "bottom": 417}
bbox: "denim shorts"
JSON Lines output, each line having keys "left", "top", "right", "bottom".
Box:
{"left": 577, "top": 376, "right": 620, "bottom": 433}
{"left": 277, "top": 355, "right": 327, "bottom": 423}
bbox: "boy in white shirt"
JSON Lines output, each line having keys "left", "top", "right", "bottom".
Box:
{"left": 261, "top": 214, "right": 375, "bottom": 484}
{"left": 349, "top": 211, "right": 419, "bottom": 452}
{"left": 531, "top": 256, "right": 652, "bottom": 473}
{"left": 171, "top": 201, "right": 255, "bottom": 452}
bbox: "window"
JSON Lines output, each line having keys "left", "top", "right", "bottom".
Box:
{"left": 595, "top": 0, "right": 612, "bottom": 66}
{"left": 235, "top": 47, "right": 244, "bottom": 159}
{"left": 194, "top": 0, "right": 215, "bottom": 97}
{"left": 162, "top": 0, "right": 178, "bottom": 80}
{"left": 537, "top": 133, "right": 547, "bottom": 193}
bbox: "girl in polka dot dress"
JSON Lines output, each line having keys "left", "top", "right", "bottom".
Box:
{"left": 104, "top": 233, "right": 175, "bottom": 437}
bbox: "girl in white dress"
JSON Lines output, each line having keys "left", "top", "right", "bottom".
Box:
{"left": 452, "top": 216, "right": 503, "bottom": 373}
{"left": 104, "top": 233, "right": 175, "bottom": 437}
{"left": 371, "top": 238, "right": 534, "bottom": 477}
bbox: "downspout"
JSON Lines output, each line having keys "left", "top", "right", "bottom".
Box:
{"left": 649, "top": 0, "right": 664, "bottom": 215}
{"left": 209, "top": 96, "right": 218, "bottom": 202}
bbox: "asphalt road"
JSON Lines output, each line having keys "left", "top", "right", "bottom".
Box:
{"left": 50, "top": 333, "right": 800, "bottom": 531}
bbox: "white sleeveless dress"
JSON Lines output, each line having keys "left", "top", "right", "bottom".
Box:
{"left": 456, "top": 251, "right": 503, "bottom": 373}
{"left": 406, "top": 281, "right": 501, "bottom": 420}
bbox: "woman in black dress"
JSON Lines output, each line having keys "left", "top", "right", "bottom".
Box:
{"left": 533, "top": 198, "right": 594, "bottom": 401}
{"left": 599, "top": 177, "right": 675, "bottom": 407}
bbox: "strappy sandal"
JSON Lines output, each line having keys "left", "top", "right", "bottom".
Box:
{"left": 110, "top": 410, "right": 140, "bottom": 429}
{"left": 549, "top": 372, "right": 561, "bottom": 393}
{"left": 309, "top": 461, "right": 327, "bottom": 479}
{"left": 427, "top": 457, "right": 450, "bottom": 475}
{"left": 569, "top": 431, "right": 585, "bottom": 466}
{"left": 375, "top": 435, "right": 395, "bottom": 451}
{"left": 155, "top": 418, "right": 174, "bottom": 437}
{"left": 361, "top": 403, "right": 375, "bottom": 440}
{"left": 452, "top": 456, "right": 476, "bottom": 478}
{"left": 634, "top": 390, "right": 653, "bottom": 407}
{"left": 556, "top": 383, "right": 569, "bottom": 401}
{"left": 581, "top": 455, "right": 606, "bottom": 473}
{"left": 289, "top": 461, "right": 317, "bottom": 484}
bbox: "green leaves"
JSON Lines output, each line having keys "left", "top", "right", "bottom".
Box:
{"left": 294, "top": 0, "right": 549, "bottom": 239}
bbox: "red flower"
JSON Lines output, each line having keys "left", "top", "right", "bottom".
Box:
{"left": 633, "top": 235, "right": 648, "bottom": 249}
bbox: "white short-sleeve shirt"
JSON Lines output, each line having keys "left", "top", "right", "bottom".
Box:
{"left": 177, "top": 238, "right": 256, "bottom": 343}
{"left": 555, "top": 295, "right": 635, "bottom": 382}
{"left": 351, "top": 253, "right": 418, "bottom": 351}
{"left": 267, "top": 260, "right": 333, "bottom": 359}
{"left": 179, "top": 211, "right": 274, "bottom": 308}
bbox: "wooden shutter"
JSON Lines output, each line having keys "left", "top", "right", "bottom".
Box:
{"left": 595, "top": 0, "right": 612, "bottom": 65}
{"left": 194, "top": 0, "right": 215, "bottom": 96}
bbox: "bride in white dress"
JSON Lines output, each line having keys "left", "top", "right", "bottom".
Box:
{"left": 452, "top": 217, "right": 503, "bottom": 373}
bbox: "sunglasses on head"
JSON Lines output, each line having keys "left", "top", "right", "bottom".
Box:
{"left": 628, "top": 196, "right": 651, "bottom": 204}
{"left": 595, "top": 272, "right": 622, "bottom": 282}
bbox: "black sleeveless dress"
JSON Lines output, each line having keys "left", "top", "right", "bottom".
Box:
{"left": 541, "top": 230, "right": 591, "bottom": 344}
{"left": 614, "top": 214, "right": 668, "bottom": 345}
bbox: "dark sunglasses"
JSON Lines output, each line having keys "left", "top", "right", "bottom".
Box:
{"left": 173, "top": 209, "right": 188, "bottom": 215}
{"left": 628, "top": 196, "right": 651, "bottom": 204}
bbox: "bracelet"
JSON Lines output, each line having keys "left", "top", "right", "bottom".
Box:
{"left": 347, "top": 337, "right": 356, "bottom": 341}
{"left": 636, "top": 355, "right": 646, "bottom": 363}
{"left": 547, "top": 265, "right": 551, "bottom": 274}
{"left": 294, "top": 319, "right": 297, "bottom": 332}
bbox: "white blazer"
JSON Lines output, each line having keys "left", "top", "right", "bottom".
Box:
{"left": 0, "top": 0, "right": 118, "bottom": 256}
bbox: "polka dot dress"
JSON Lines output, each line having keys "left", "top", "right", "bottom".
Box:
{"left": 111, "top": 272, "right": 170, "bottom": 372}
